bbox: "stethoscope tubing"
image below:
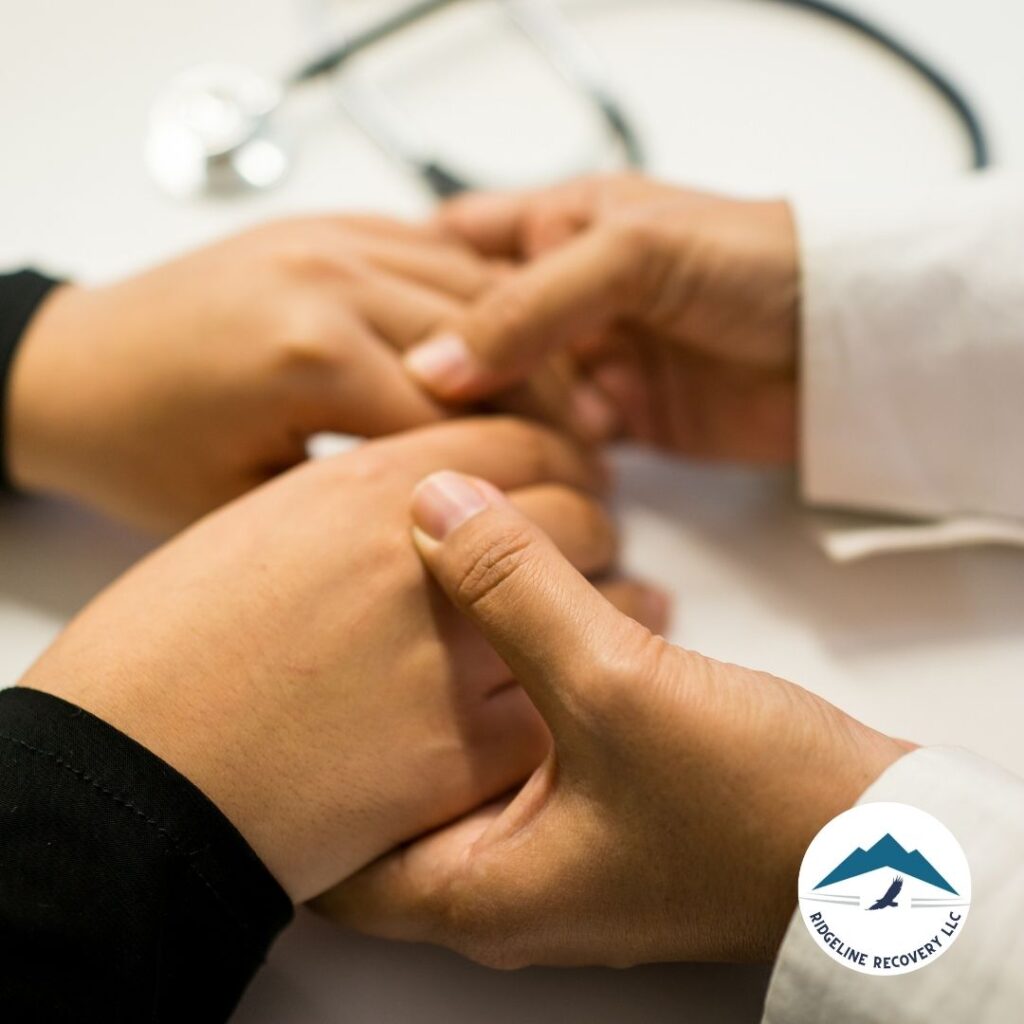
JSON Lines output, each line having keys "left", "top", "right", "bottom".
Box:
{"left": 291, "top": 0, "right": 991, "bottom": 199}
{"left": 149, "top": 0, "right": 990, "bottom": 202}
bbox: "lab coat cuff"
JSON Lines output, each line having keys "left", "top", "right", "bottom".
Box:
{"left": 763, "top": 746, "right": 1024, "bottom": 1023}
{"left": 809, "top": 512, "right": 1024, "bottom": 562}
{"left": 794, "top": 172, "right": 1024, "bottom": 556}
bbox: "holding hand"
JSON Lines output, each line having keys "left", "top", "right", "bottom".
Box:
{"left": 322, "top": 472, "right": 911, "bottom": 965}
{"left": 20, "top": 418, "right": 666, "bottom": 903}
{"left": 7, "top": 216, "right": 494, "bottom": 532}
{"left": 406, "top": 175, "right": 800, "bottom": 461}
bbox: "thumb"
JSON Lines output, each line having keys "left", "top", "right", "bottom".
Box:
{"left": 410, "top": 470, "right": 627, "bottom": 731}
{"left": 402, "top": 224, "right": 638, "bottom": 404}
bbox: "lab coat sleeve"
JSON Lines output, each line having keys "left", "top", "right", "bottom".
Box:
{"left": 762, "top": 747, "right": 1024, "bottom": 1023}
{"left": 795, "top": 172, "right": 1024, "bottom": 557}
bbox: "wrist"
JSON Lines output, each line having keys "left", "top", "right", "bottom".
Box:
{"left": 21, "top": 652, "right": 301, "bottom": 901}
{"left": 737, "top": 198, "right": 800, "bottom": 372}
{"left": 6, "top": 283, "right": 99, "bottom": 497}
{"left": 762, "top": 729, "right": 915, "bottom": 958}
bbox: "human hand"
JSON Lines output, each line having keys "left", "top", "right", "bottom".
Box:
{"left": 405, "top": 174, "right": 799, "bottom": 461}
{"left": 321, "top": 471, "right": 911, "bottom": 965}
{"left": 6, "top": 216, "right": 496, "bottom": 532}
{"left": 19, "top": 419, "right": 667, "bottom": 903}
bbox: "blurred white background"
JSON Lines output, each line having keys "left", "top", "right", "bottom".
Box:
{"left": 1, "top": 2, "right": 1022, "bottom": 1021}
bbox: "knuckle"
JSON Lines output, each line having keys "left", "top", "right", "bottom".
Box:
{"left": 334, "top": 447, "right": 391, "bottom": 488}
{"left": 272, "top": 323, "right": 335, "bottom": 372}
{"left": 275, "top": 233, "right": 364, "bottom": 283}
{"left": 269, "top": 306, "right": 349, "bottom": 373}
{"left": 604, "top": 216, "right": 654, "bottom": 259}
{"left": 583, "top": 620, "right": 671, "bottom": 720}
{"left": 601, "top": 217, "right": 672, "bottom": 308}
{"left": 273, "top": 328, "right": 331, "bottom": 369}
{"left": 398, "top": 303, "right": 444, "bottom": 347}
{"left": 452, "top": 520, "right": 535, "bottom": 612}
{"left": 514, "top": 422, "right": 550, "bottom": 481}
{"left": 477, "top": 279, "right": 536, "bottom": 347}
{"left": 486, "top": 417, "right": 556, "bottom": 481}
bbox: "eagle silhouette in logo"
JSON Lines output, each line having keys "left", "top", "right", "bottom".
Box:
{"left": 867, "top": 875, "right": 903, "bottom": 910}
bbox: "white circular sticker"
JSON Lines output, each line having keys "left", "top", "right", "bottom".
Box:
{"left": 797, "top": 802, "right": 971, "bottom": 975}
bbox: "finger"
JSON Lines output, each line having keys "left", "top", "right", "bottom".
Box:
{"left": 352, "top": 272, "right": 463, "bottom": 351}
{"left": 402, "top": 225, "right": 638, "bottom": 403}
{"left": 322, "top": 575, "right": 669, "bottom": 935}
{"left": 367, "top": 417, "right": 607, "bottom": 496}
{"left": 448, "top": 575, "right": 669, "bottom": 704}
{"left": 408, "top": 470, "right": 633, "bottom": 729}
{"left": 509, "top": 484, "right": 616, "bottom": 579}
{"left": 456, "top": 482, "right": 620, "bottom": 695}
{"left": 451, "top": 489, "right": 660, "bottom": 702}
{"left": 299, "top": 322, "right": 447, "bottom": 436}
{"left": 521, "top": 203, "right": 593, "bottom": 258}
{"left": 347, "top": 234, "right": 497, "bottom": 301}
{"left": 437, "top": 180, "right": 597, "bottom": 259}
{"left": 437, "top": 189, "right": 536, "bottom": 258}
{"left": 588, "top": 351, "right": 659, "bottom": 445}
{"left": 663, "top": 355, "right": 798, "bottom": 463}
{"left": 318, "top": 778, "right": 586, "bottom": 965}
{"left": 567, "top": 321, "right": 636, "bottom": 364}
{"left": 321, "top": 213, "right": 451, "bottom": 244}
{"left": 491, "top": 356, "right": 619, "bottom": 443}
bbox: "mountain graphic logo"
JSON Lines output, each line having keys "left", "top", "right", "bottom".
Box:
{"left": 798, "top": 804, "right": 970, "bottom": 976}
{"left": 813, "top": 833, "right": 957, "bottom": 894}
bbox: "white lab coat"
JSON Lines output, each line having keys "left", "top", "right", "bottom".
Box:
{"left": 762, "top": 172, "right": 1024, "bottom": 1021}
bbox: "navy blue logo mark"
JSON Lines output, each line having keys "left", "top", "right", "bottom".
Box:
{"left": 814, "top": 833, "right": 958, "bottom": 897}
{"left": 867, "top": 875, "right": 903, "bottom": 911}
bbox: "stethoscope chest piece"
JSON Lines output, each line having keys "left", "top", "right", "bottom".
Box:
{"left": 145, "top": 63, "right": 291, "bottom": 199}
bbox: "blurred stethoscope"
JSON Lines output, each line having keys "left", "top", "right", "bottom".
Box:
{"left": 145, "top": 0, "right": 991, "bottom": 202}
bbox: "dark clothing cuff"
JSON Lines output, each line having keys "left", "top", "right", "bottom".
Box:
{"left": 0, "top": 269, "right": 64, "bottom": 492}
{"left": 0, "top": 686, "right": 293, "bottom": 1022}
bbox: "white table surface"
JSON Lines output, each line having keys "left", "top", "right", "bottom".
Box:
{"left": 2, "top": 1, "right": 1022, "bottom": 1021}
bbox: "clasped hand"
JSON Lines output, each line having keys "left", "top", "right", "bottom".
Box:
{"left": 11, "top": 178, "right": 913, "bottom": 967}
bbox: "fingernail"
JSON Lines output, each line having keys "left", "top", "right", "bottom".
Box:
{"left": 404, "top": 333, "right": 479, "bottom": 397}
{"left": 570, "top": 384, "right": 619, "bottom": 442}
{"left": 412, "top": 470, "right": 495, "bottom": 540}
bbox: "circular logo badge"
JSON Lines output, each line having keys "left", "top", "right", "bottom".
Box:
{"left": 797, "top": 802, "right": 970, "bottom": 975}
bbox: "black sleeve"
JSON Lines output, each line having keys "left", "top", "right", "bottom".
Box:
{"left": 0, "top": 269, "right": 64, "bottom": 491}
{"left": 0, "top": 686, "right": 293, "bottom": 1023}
